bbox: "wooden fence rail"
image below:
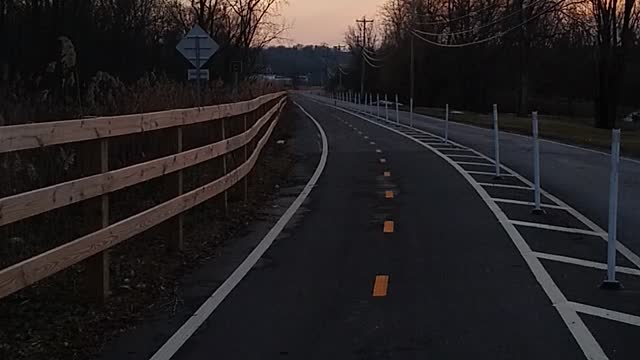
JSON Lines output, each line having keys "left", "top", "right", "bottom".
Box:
{"left": 0, "top": 92, "right": 287, "bottom": 301}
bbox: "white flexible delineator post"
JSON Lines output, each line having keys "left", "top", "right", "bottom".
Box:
{"left": 602, "top": 128, "right": 622, "bottom": 290}
{"left": 493, "top": 104, "right": 501, "bottom": 178}
{"left": 445, "top": 104, "right": 449, "bottom": 143}
{"left": 410, "top": 98, "right": 414, "bottom": 127}
{"left": 395, "top": 94, "right": 400, "bottom": 124}
{"left": 531, "top": 111, "right": 544, "bottom": 214}
{"left": 385, "top": 94, "right": 389, "bottom": 121}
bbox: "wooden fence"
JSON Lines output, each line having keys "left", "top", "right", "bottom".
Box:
{"left": 0, "top": 91, "right": 287, "bottom": 301}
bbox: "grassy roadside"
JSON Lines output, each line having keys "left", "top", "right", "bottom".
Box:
{"left": 413, "top": 106, "right": 640, "bottom": 158}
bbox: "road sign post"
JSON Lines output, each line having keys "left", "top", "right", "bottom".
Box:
{"left": 231, "top": 61, "right": 242, "bottom": 95}
{"left": 176, "top": 25, "right": 219, "bottom": 107}
{"left": 602, "top": 129, "right": 623, "bottom": 290}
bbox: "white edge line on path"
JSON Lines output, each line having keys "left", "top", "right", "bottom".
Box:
{"left": 149, "top": 100, "right": 329, "bottom": 360}
{"left": 315, "top": 96, "right": 608, "bottom": 360}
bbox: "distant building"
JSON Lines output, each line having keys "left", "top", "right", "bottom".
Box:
{"left": 255, "top": 74, "right": 293, "bottom": 87}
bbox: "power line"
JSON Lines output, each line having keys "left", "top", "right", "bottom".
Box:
{"left": 362, "top": 49, "right": 385, "bottom": 63}
{"left": 411, "top": 1, "right": 562, "bottom": 48}
{"left": 363, "top": 47, "right": 390, "bottom": 61}
{"left": 413, "top": 0, "right": 548, "bottom": 37}
{"left": 415, "top": 2, "right": 501, "bottom": 25}
{"left": 363, "top": 56, "right": 384, "bottom": 68}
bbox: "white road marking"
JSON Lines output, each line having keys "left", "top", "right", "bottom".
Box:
{"left": 370, "top": 141, "right": 376, "bottom": 145}
{"left": 376, "top": 149, "right": 382, "bottom": 153}
{"left": 446, "top": 154, "right": 484, "bottom": 159}
{"left": 341, "top": 101, "right": 640, "bottom": 269}
{"left": 364, "top": 136, "right": 369, "bottom": 139}
{"left": 562, "top": 302, "right": 640, "bottom": 327}
{"left": 430, "top": 144, "right": 458, "bottom": 149}
{"left": 510, "top": 220, "right": 606, "bottom": 237}
{"left": 455, "top": 161, "right": 494, "bottom": 167}
{"left": 421, "top": 141, "right": 447, "bottom": 145}
{"left": 466, "top": 171, "right": 517, "bottom": 177}
{"left": 375, "top": 105, "right": 640, "bottom": 267}
{"left": 533, "top": 252, "right": 640, "bottom": 276}
{"left": 149, "top": 100, "right": 329, "bottom": 360}
{"left": 383, "top": 103, "right": 640, "bottom": 271}
{"left": 478, "top": 183, "right": 533, "bottom": 190}
{"left": 313, "top": 96, "right": 609, "bottom": 360}
{"left": 493, "top": 198, "right": 568, "bottom": 210}
{"left": 562, "top": 206, "right": 640, "bottom": 269}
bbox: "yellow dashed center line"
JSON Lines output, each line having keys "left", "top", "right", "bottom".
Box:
{"left": 372, "top": 275, "right": 389, "bottom": 297}
{"left": 385, "top": 191, "right": 394, "bottom": 199}
{"left": 383, "top": 221, "right": 394, "bottom": 233}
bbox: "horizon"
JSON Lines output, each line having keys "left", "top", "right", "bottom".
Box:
{"left": 280, "top": 0, "right": 385, "bottom": 46}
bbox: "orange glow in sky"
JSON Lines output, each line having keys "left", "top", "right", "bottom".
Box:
{"left": 281, "top": 0, "right": 386, "bottom": 45}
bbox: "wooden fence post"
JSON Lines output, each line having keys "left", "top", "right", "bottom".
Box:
{"left": 222, "top": 119, "right": 228, "bottom": 215}
{"left": 87, "top": 138, "right": 110, "bottom": 302}
{"left": 243, "top": 113, "right": 248, "bottom": 204}
{"left": 168, "top": 127, "right": 184, "bottom": 252}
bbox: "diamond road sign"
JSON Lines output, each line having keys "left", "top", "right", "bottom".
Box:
{"left": 176, "top": 25, "right": 219, "bottom": 69}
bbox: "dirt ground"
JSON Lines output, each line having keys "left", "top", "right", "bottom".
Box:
{"left": 0, "top": 103, "right": 297, "bottom": 360}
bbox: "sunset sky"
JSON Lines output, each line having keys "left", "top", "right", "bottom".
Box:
{"left": 280, "top": 0, "right": 386, "bottom": 45}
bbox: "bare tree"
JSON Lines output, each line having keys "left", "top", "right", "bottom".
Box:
{"left": 591, "top": 0, "right": 637, "bottom": 128}
{"left": 227, "top": 0, "right": 288, "bottom": 73}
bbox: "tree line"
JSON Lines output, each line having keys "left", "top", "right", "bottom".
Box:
{"left": 0, "top": 0, "right": 286, "bottom": 124}
{"left": 336, "top": 0, "right": 639, "bottom": 128}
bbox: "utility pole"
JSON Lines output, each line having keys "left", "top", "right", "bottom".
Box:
{"left": 336, "top": 45, "right": 344, "bottom": 91}
{"left": 356, "top": 16, "right": 374, "bottom": 101}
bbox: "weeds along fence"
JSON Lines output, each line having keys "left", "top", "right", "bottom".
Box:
{"left": 0, "top": 91, "right": 287, "bottom": 301}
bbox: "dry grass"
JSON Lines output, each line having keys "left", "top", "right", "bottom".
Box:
{"left": 414, "top": 106, "right": 640, "bottom": 158}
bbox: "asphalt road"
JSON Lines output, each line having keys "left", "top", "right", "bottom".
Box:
{"left": 165, "top": 96, "right": 595, "bottom": 359}
{"left": 373, "top": 103, "right": 640, "bottom": 258}
{"left": 103, "top": 95, "right": 639, "bottom": 360}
